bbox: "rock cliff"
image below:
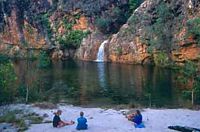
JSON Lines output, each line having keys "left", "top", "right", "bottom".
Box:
{"left": 107, "top": 0, "right": 200, "bottom": 65}
{"left": 0, "top": 0, "right": 130, "bottom": 58}
{"left": 0, "top": 0, "right": 199, "bottom": 66}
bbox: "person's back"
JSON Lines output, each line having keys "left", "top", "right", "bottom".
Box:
{"left": 132, "top": 110, "right": 145, "bottom": 128}
{"left": 133, "top": 113, "right": 142, "bottom": 125}
{"left": 76, "top": 112, "right": 88, "bottom": 130}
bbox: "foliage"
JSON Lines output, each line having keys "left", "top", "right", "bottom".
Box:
{"left": 24, "top": 24, "right": 34, "bottom": 34}
{"left": 115, "top": 47, "right": 122, "bottom": 55}
{"left": 0, "top": 54, "right": 9, "bottom": 63}
{"left": 36, "top": 13, "right": 52, "bottom": 39}
{"left": 17, "top": 84, "right": 27, "bottom": 100}
{"left": 95, "top": 17, "right": 112, "bottom": 34}
{"left": 18, "top": 84, "right": 41, "bottom": 103}
{"left": 55, "top": 16, "right": 90, "bottom": 49}
{"left": 0, "top": 111, "right": 27, "bottom": 130}
{"left": 27, "top": 115, "right": 43, "bottom": 124}
{"left": 129, "top": 0, "right": 143, "bottom": 12}
{"left": 63, "top": 19, "right": 73, "bottom": 30}
{"left": 111, "top": 7, "right": 130, "bottom": 27}
{"left": 27, "top": 82, "right": 44, "bottom": 102}
{"left": 154, "top": 52, "right": 170, "bottom": 67}
{"left": 51, "top": 0, "right": 59, "bottom": 11}
{"left": 17, "top": 84, "right": 43, "bottom": 103}
{"left": 0, "top": 110, "right": 44, "bottom": 131}
{"left": 0, "top": 62, "right": 17, "bottom": 104}
{"left": 178, "top": 61, "right": 200, "bottom": 104}
{"left": 95, "top": 6, "right": 131, "bottom": 34}
{"left": 59, "top": 30, "right": 89, "bottom": 49}
{"left": 145, "top": 2, "right": 174, "bottom": 52}
{"left": 186, "top": 17, "right": 200, "bottom": 45}
{"left": 0, "top": 111, "right": 17, "bottom": 123}
{"left": 38, "top": 51, "right": 51, "bottom": 68}
{"left": 17, "top": 68, "right": 53, "bottom": 102}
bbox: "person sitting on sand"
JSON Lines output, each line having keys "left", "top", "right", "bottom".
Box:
{"left": 127, "top": 110, "right": 144, "bottom": 128}
{"left": 76, "top": 111, "right": 88, "bottom": 130}
{"left": 53, "top": 110, "right": 74, "bottom": 128}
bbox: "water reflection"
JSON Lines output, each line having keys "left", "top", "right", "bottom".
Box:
{"left": 97, "top": 62, "right": 107, "bottom": 89}
{"left": 9, "top": 60, "right": 188, "bottom": 107}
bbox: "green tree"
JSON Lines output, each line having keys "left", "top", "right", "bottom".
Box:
{"left": 178, "top": 61, "right": 200, "bottom": 105}
{"left": 129, "top": 0, "right": 143, "bottom": 12}
{"left": 38, "top": 51, "right": 51, "bottom": 68}
{"left": 186, "top": 17, "right": 200, "bottom": 45}
{"left": 95, "top": 17, "right": 111, "bottom": 34}
{"left": 0, "top": 62, "right": 17, "bottom": 104}
{"left": 144, "top": 2, "right": 174, "bottom": 55}
{"left": 154, "top": 52, "right": 170, "bottom": 67}
{"left": 59, "top": 30, "right": 88, "bottom": 49}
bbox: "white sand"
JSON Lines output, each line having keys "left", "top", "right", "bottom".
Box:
{"left": 23, "top": 104, "right": 200, "bottom": 132}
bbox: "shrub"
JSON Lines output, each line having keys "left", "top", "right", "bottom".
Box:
{"left": 0, "top": 111, "right": 17, "bottom": 123}
{"left": 27, "top": 116, "right": 43, "bottom": 124}
{"left": 154, "top": 52, "right": 170, "bottom": 67}
{"left": 178, "top": 61, "right": 200, "bottom": 104}
{"left": 0, "top": 54, "right": 9, "bottom": 63}
{"left": 115, "top": 47, "right": 122, "bottom": 55}
{"left": 36, "top": 13, "right": 52, "bottom": 39}
{"left": 0, "top": 110, "right": 43, "bottom": 131}
{"left": 145, "top": 2, "right": 174, "bottom": 53}
{"left": 59, "top": 30, "right": 88, "bottom": 49}
{"left": 95, "top": 17, "right": 111, "bottom": 34}
{"left": 63, "top": 19, "right": 73, "bottom": 30}
{"left": 38, "top": 51, "right": 51, "bottom": 68}
{"left": 25, "top": 24, "right": 34, "bottom": 34}
{"left": 0, "top": 62, "right": 17, "bottom": 104}
{"left": 95, "top": 7, "right": 130, "bottom": 34}
{"left": 129, "top": 0, "right": 142, "bottom": 11}
{"left": 186, "top": 17, "right": 200, "bottom": 45}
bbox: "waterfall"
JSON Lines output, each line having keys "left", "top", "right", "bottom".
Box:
{"left": 95, "top": 40, "right": 108, "bottom": 62}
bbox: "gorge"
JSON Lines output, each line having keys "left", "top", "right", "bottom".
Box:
{"left": 0, "top": 0, "right": 199, "bottom": 106}
{"left": 0, "top": 0, "right": 199, "bottom": 66}
{"left": 0, "top": 1, "right": 200, "bottom": 131}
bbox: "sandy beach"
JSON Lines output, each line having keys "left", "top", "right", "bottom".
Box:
{"left": 14, "top": 104, "right": 199, "bottom": 132}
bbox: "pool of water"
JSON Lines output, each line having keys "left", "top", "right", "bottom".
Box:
{"left": 12, "top": 60, "right": 187, "bottom": 108}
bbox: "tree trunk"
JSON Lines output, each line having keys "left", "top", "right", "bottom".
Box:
{"left": 25, "top": 84, "right": 29, "bottom": 103}
{"left": 191, "top": 90, "right": 194, "bottom": 105}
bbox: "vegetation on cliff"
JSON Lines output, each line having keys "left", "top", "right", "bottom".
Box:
{"left": 108, "top": 0, "right": 200, "bottom": 66}
{"left": 186, "top": 17, "right": 200, "bottom": 45}
{"left": 38, "top": 51, "right": 51, "bottom": 68}
{"left": 0, "top": 0, "right": 144, "bottom": 50}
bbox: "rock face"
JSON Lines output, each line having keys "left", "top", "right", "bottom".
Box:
{"left": 0, "top": 0, "right": 130, "bottom": 59}
{"left": 0, "top": 0, "right": 199, "bottom": 65}
{"left": 0, "top": 0, "right": 49, "bottom": 56}
{"left": 75, "top": 32, "right": 108, "bottom": 61}
{"left": 107, "top": 0, "right": 200, "bottom": 65}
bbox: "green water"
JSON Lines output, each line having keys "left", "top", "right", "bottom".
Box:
{"left": 12, "top": 60, "right": 187, "bottom": 108}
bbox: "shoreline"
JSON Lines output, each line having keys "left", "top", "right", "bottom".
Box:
{"left": 1, "top": 103, "right": 200, "bottom": 132}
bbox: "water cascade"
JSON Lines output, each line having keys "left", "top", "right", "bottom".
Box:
{"left": 95, "top": 40, "right": 108, "bottom": 62}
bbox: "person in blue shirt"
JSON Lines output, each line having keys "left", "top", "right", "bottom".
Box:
{"left": 127, "top": 110, "right": 144, "bottom": 128}
{"left": 76, "top": 111, "right": 88, "bottom": 130}
{"left": 133, "top": 110, "right": 142, "bottom": 125}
